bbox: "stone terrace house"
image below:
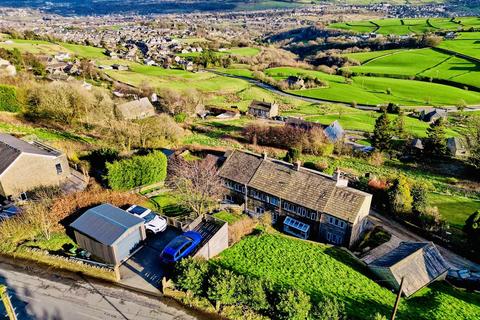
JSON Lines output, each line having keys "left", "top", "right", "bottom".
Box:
{"left": 247, "top": 100, "right": 279, "bottom": 119}
{"left": 217, "top": 150, "right": 372, "bottom": 247}
{"left": 0, "top": 134, "right": 70, "bottom": 199}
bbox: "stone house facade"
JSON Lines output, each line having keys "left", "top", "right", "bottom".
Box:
{"left": 0, "top": 134, "right": 70, "bottom": 199}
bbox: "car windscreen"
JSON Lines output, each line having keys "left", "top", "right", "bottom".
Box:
{"left": 143, "top": 212, "right": 157, "bottom": 222}
{"left": 129, "top": 206, "right": 147, "bottom": 215}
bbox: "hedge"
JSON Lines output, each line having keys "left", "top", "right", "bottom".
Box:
{"left": 106, "top": 151, "right": 167, "bottom": 190}
{"left": 0, "top": 85, "right": 20, "bottom": 112}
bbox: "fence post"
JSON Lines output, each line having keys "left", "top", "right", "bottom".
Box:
{"left": 1, "top": 285, "right": 17, "bottom": 320}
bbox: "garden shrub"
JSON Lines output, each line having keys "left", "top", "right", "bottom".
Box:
{"left": 106, "top": 150, "right": 167, "bottom": 190}
{"left": 0, "top": 85, "right": 20, "bottom": 112}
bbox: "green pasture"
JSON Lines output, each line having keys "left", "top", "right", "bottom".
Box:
{"left": 264, "top": 67, "right": 480, "bottom": 106}
{"left": 429, "top": 193, "right": 480, "bottom": 229}
{"left": 0, "top": 39, "right": 67, "bottom": 55}
{"left": 329, "top": 17, "right": 480, "bottom": 35}
{"left": 283, "top": 104, "right": 459, "bottom": 137}
{"left": 439, "top": 32, "right": 480, "bottom": 60}
{"left": 59, "top": 43, "right": 106, "bottom": 59}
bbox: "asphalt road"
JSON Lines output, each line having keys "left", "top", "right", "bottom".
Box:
{"left": 0, "top": 261, "right": 202, "bottom": 320}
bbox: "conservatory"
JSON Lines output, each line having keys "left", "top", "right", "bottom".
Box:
{"left": 283, "top": 216, "right": 310, "bottom": 240}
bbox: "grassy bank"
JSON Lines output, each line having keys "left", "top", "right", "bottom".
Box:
{"left": 215, "top": 233, "right": 480, "bottom": 320}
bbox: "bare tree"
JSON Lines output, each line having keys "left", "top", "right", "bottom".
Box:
{"left": 169, "top": 156, "right": 224, "bottom": 218}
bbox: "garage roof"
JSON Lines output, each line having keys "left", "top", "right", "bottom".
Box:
{"left": 70, "top": 204, "right": 144, "bottom": 246}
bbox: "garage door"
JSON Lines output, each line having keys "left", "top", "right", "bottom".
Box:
{"left": 116, "top": 228, "right": 142, "bottom": 263}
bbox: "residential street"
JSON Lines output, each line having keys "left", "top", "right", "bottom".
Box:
{"left": 369, "top": 211, "right": 480, "bottom": 273}
{"left": 0, "top": 261, "right": 203, "bottom": 320}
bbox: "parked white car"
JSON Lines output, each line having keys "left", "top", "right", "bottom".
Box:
{"left": 126, "top": 205, "right": 167, "bottom": 234}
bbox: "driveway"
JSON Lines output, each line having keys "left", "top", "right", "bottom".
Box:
{"left": 119, "top": 227, "right": 181, "bottom": 294}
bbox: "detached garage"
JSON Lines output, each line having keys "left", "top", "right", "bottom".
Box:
{"left": 70, "top": 204, "right": 146, "bottom": 266}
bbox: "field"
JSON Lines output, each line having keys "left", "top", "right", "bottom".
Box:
{"left": 438, "top": 32, "right": 480, "bottom": 60}
{"left": 215, "top": 233, "right": 480, "bottom": 320}
{"left": 0, "top": 38, "right": 107, "bottom": 59}
{"left": 284, "top": 104, "right": 458, "bottom": 137}
{"left": 0, "top": 39, "right": 68, "bottom": 55}
{"left": 264, "top": 67, "right": 480, "bottom": 106}
{"left": 429, "top": 193, "right": 480, "bottom": 229}
{"left": 345, "top": 48, "right": 480, "bottom": 89}
{"left": 179, "top": 47, "right": 260, "bottom": 58}
{"left": 329, "top": 17, "right": 480, "bottom": 35}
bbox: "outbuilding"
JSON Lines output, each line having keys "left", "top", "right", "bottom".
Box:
{"left": 368, "top": 242, "right": 449, "bottom": 297}
{"left": 70, "top": 204, "right": 146, "bottom": 266}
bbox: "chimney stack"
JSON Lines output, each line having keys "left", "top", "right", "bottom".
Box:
{"left": 263, "top": 152, "right": 268, "bottom": 160}
{"left": 333, "top": 168, "right": 348, "bottom": 187}
{"left": 295, "top": 160, "right": 301, "bottom": 171}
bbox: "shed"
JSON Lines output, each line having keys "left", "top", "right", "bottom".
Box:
{"left": 116, "top": 97, "right": 156, "bottom": 120}
{"left": 70, "top": 204, "right": 146, "bottom": 266}
{"left": 447, "top": 137, "right": 469, "bottom": 158}
{"left": 368, "top": 242, "right": 449, "bottom": 297}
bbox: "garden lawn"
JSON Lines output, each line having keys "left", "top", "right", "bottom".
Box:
{"left": 148, "top": 193, "right": 190, "bottom": 217}
{"left": 215, "top": 233, "right": 480, "bottom": 320}
{"left": 212, "top": 211, "right": 243, "bottom": 224}
{"left": 429, "top": 193, "right": 480, "bottom": 229}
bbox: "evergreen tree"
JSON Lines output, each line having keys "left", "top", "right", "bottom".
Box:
{"left": 394, "top": 110, "right": 407, "bottom": 139}
{"left": 464, "top": 210, "right": 480, "bottom": 239}
{"left": 425, "top": 118, "right": 447, "bottom": 156}
{"left": 372, "top": 109, "right": 393, "bottom": 152}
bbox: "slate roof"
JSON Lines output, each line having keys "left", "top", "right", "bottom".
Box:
{"left": 70, "top": 204, "right": 144, "bottom": 246}
{"left": 0, "top": 134, "right": 59, "bottom": 175}
{"left": 324, "top": 120, "right": 344, "bottom": 142}
{"left": 116, "top": 97, "right": 155, "bottom": 120}
{"left": 422, "top": 109, "right": 447, "bottom": 122}
{"left": 218, "top": 150, "right": 263, "bottom": 185}
{"left": 369, "top": 242, "right": 450, "bottom": 296}
{"left": 218, "top": 150, "right": 370, "bottom": 222}
{"left": 249, "top": 100, "right": 276, "bottom": 111}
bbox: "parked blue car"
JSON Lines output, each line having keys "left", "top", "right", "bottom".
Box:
{"left": 160, "top": 231, "right": 203, "bottom": 264}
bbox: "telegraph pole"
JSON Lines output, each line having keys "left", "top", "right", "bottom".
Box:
{"left": 390, "top": 277, "right": 405, "bottom": 320}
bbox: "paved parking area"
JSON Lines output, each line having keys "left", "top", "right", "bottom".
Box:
{"left": 119, "top": 226, "right": 181, "bottom": 294}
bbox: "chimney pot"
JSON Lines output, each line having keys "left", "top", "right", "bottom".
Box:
{"left": 296, "top": 160, "right": 301, "bottom": 171}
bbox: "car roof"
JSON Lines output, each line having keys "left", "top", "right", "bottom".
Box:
{"left": 128, "top": 205, "right": 149, "bottom": 216}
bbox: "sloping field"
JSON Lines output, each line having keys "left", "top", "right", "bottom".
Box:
{"left": 329, "top": 17, "right": 480, "bottom": 35}
{"left": 0, "top": 39, "right": 107, "bottom": 59}
{"left": 264, "top": 67, "right": 480, "bottom": 106}
{"left": 439, "top": 32, "right": 480, "bottom": 60}
{"left": 347, "top": 48, "right": 480, "bottom": 88}
{"left": 216, "top": 233, "right": 480, "bottom": 320}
